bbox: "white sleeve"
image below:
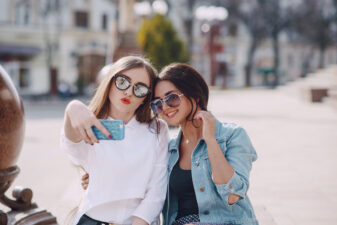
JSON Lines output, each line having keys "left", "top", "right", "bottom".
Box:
{"left": 132, "top": 120, "right": 170, "bottom": 224}
{"left": 60, "top": 128, "right": 93, "bottom": 171}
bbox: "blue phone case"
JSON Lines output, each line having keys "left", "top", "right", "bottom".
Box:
{"left": 92, "top": 120, "right": 125, "bottom": 140}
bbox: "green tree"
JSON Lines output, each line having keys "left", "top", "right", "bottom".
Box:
{"left": 137, "top": 14, "right": 188, "bottom": 71}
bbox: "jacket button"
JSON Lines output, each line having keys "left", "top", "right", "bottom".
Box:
{"left": 200, "top": 187, "right": 204, "bottom": 192}
{"left": 204, "top": 210, "right": 209, "bottom": 215}
{"left": 229, "top": 185, "right": 233, "bottom": 189}
{"left": 195, "top": 161, "right": 199, "bottom": 166}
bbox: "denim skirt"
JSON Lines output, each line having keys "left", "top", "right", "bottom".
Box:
{"left": 172, "top": 214, "right": 233, "bottom": 225}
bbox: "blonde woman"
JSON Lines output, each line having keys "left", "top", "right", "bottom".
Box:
{"left": 60, "top": 56, "right": 169, "bottom": 225}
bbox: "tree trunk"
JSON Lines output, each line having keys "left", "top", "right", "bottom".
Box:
{"left": 43, "top": 24, "right": 55, "bottom": 96}
{"left": 245, "top": 40, "right": 257, "bottom": 87}
{"left": 272, "top": 32, "right": 280, "bottom": 88}
{"left": 300, "top": 48, "right": 314, "bottom": 78}
{"left": 184, "top": 0, "right": 196, "bottom": 60}
{"left": 319, "top": 45, "right": 326, "bottom": 69}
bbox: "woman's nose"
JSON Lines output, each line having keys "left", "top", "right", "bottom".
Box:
{"left": 162, "top": 100, "right": 170, "bottom": 111}
{"left": 124, "top": 86, "right": 133, "bottom": 97}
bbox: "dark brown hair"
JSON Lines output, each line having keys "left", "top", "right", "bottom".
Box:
{"left": 158, "top": 63, "right": 209, "bottom": 125}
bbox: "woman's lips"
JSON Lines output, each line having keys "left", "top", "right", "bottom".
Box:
{"left": 121, "top": 98, "right": 130, "bottom": 104}
{"left": 165, "top": 110, "right": 178, "bottom": 119}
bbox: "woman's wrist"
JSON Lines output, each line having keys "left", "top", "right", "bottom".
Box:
{"left": 204, "top": 136, "right": 217, "bottom": 147}
{"left": 132, "top": 216, "right": 149, "bottom": 225}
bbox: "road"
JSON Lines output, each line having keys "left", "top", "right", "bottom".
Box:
{"left": 4, "top": 85, "right": 337, "bottom": 225}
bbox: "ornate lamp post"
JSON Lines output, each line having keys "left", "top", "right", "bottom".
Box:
{"left": 195, "top": 6, "right": 228, "bottom": 86}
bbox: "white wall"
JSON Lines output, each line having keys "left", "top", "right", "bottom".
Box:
{"left": 30, "top": 55, "right": 49, "bottom": 94}
{"left": 0, "top": 0, "right": 9, "bottom": 22}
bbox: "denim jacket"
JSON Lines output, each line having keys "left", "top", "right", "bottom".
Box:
{"left": 162, "top": 119, "right": 259, "bottom": 225}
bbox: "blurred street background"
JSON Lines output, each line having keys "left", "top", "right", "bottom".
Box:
{"left": 10, "top": 70, "right": 337, "bottom": 225}
{"left": 1, "top": 0, "right": 337, "bottom": 225}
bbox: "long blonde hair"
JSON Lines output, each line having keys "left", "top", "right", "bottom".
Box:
{"left": 88, "top": 56, "right": 158, "bottom": 123}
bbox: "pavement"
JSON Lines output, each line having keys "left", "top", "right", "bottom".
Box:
{"left": 3, "top": 67, "right": 337, "bottom": 225}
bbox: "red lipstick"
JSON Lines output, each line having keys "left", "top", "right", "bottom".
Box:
{"left": 121, "top": 98, "right": 130, "bottom": 104}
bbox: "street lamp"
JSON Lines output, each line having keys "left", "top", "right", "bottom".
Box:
{"left": 152, "top": 0, "right": 168, "bottom": 15}
{"left": 195, "top": 5, "right": 228, "bottom": 86}
{"left": 195, "top": 6, "right": 228, "bottom": 21}
{"left": 134, "top": 0, "right": 168, "bottom": 16}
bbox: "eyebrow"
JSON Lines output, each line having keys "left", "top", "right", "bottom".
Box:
{"left": 118, "top": 73, "right": 132, "bottom": 81}
{"left": 165, "top": 90, "right": 175, "bottom": 96}
{"left": 118, "top": 73, "right": 150, "bottom": 87}
{"left": 154, "top": 90, "right": 176, "bottom": 99}
{"left": 137, "top": 82, "right": 149, "bottom": 87}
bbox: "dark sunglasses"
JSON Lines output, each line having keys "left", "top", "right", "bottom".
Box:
{"left": 151, "top": 93, "right": 184, "bottom": 114}
{"left": 114, "top": 74, "right": 150, "bottom": 98}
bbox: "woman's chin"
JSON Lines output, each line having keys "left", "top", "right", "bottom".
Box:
{"left": 162, "top": 117, "right": 181, "bottom": 127}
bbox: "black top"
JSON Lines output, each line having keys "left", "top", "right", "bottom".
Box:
{"left": 169, "top": 163, "right": 199, "bottom": 219}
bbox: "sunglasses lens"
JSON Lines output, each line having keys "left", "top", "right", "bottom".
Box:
{"left": 115, "top": 75, "right": 130, "bottom": 90}
{"left": 134, "top": 84, "right": 150, "bottom": 98}
{"left": 165, "top": 94, "right": 181, "bottom": 107}
{"left": 151, "top": 99, "right": 163, "bottom": 114}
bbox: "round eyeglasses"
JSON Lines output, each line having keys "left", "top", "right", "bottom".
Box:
{"left": 114, "top": 74, "right": 150, "bottom": 98}
{"left": 151, "top": 93, "right": 184, "bottom": 114}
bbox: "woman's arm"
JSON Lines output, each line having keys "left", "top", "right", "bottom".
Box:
{"left": 64, "top": 100, "right": 111, "bottom": 144}
{"left": 132, "top": 217, "right": 149, "bottom": 225}
{"left": 204, "top": 137, "right": 241, "bottom": 204}
{"left": 194, "top": 111, "right": 257, "bottom": 205}
{"left": 194, "top": 111, "right": 234, "bottom": 183}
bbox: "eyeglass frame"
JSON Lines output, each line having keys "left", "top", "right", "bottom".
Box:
{"left": 150, "top": 93, "right": 184, "bottom": 114}
{"left": 113, "top": 74, "right": 151, "bottom": 98}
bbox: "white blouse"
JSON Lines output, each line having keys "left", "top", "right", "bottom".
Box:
{"left": 60, "top": 117, "right": 169, "bottom": 225}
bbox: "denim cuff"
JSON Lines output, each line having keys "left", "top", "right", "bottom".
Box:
{"left": 215, "top": 171, "right": 247, "bottom": 198}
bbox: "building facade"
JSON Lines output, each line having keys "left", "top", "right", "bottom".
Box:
{"left": 0, "top": 0, "right": 117, "bottom": 96}
{"left": 167, "top": 0, "right": 337, "bottom": 88}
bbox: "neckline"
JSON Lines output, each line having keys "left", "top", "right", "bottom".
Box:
{"left": 107, "top": 115, "right": 138, "bottom": 128}
{"left": 176, "top": 163, "right": 191, "bottom": 172}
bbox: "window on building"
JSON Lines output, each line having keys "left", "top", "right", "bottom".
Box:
{"left": 228, "top": 23, "right": 238, "bottom": 37}
{"left": 74, "top": 11, "right": 89, "bottom": 28}
{"left": 102, "top": 14, "right": 108, "bottom": 30}
{"left": 287, "top": 54, "right": 294, "bottom": 68}
{"left": 15, "top": 2, "right": 30, "bottom": 25}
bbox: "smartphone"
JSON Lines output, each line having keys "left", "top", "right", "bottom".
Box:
{"left": 92, "top": 120, "right": 125, "bottom": 140}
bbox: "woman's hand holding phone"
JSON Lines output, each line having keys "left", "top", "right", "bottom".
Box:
{"left": 92, "top": 120, "right": 125, "bottom": 140}
{"left": 66, "top": 100, "right": 111, "bottom": 145}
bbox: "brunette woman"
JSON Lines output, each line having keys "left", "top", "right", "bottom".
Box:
{"left": 151, "top": 63, "right": 258, "bottom": 225}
